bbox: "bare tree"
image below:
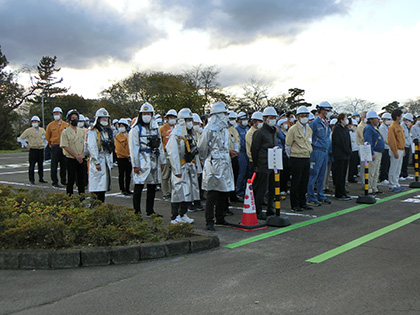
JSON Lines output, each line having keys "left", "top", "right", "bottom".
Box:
{"left": 404, "top": 98, "right": 420, "bottom": 114}
{"left": 242, "top": 79, "right": 271, "bottom": 111}
{"left": 334, "top": 97, "right": 375, "bottom": 114}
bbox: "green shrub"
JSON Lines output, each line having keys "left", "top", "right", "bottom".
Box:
{"left": 0, "top": 185, "right": 194, "bottom": 250}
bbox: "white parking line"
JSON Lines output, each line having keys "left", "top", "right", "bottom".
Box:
{"left": 0, "top": 169, "right": 51, "bottom": 175}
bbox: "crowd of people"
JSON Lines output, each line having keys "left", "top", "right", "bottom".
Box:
{"left": 17, "top": 102, "right": 420, "bottom": 231}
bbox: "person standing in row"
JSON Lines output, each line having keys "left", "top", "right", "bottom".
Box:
{"left": 245, "top": 111, "right": 263, "bottom": 174}
{"left": 285, "top": 106, "right": 313, "bottom": 212}
{"left": 347, "top": 118, "right": 360, "bottom": 183}
{"left": 235, "top": 111, "right": 250, "bottom": 200}
{"left": 378, "top": 113, "right": 392, "bottom": 184}
{"left": 17, "top": 116, "right": 47, "bottom": 185}
{"left": 227, "top": 111, "right": 240, "bottom": 206}
{"left": 86, "top": 108, "right": 114, "bottom": 202}
{"left": 114, "top": 118, "right": 132, "bottom": 195}
{"left": 60, "top": 109, "right": 86, "bottom": 196}
{"left": 198, "top": 102, "right": 234, "bottom": 231}
{"left": 332, "top": 113, "right": 352, "bottom": 200}
{"left": 130, "top": 103, "right": 166, "bottom": 217}
{"left": 387, "top": 109, "right": 406, "bottom": 192}
{"left": 45, "top": 107, "right": 68, "bottom": 188}
{"left": 400, "top": 113, "right": 414, "bottom": 180}
{"left": 166, "top": 108, "right": 199, "bottom": 224}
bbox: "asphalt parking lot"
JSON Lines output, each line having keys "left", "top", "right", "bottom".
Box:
{"left": 1, "top": 151, "right": 420, "bottom": 315}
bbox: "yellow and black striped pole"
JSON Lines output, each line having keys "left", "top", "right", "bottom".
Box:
{"left": 410, "top": 139, "right": 420, "bottom": 188}
{"left": 364, "top": 161, "right": 369, "bottom": 196}
{"left": 274, "top": 171, "right": 281, "bottom": 216}
{"left": 356, "top": 159, "right": 376, "bottom": 204}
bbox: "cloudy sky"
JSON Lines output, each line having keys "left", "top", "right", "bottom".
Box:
{"left": 1, "top": 0, "right": 419, "bottom": 109}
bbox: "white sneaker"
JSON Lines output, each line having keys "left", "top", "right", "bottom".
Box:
{"left": 380, "top": 180, "right": 390, "bottom": 185}
{"left": 399, "top": 177, "right": 406, "bottom": 181}
{"left": 170, "top": 215, "right": 184, "bottom": 224}
{"left": 181, "top": 214, "right": 194, "bottom": 224}
{"left": 406, "top": 176, "right": 414, "bottom": 180}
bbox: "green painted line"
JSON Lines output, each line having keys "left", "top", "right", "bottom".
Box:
{"left": 224, "top": 188, "right": 418, "bottom": 249}
{"left": 307, "top": 212, "right": 420, "bottom": 263}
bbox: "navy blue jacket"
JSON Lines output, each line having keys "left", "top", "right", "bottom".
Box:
{"left": 363, "top": 123, "right": 385, "bottom": 155}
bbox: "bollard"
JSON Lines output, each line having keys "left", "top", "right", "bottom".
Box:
{"left": 410, "top": 139, "right": 420, "bottom": 188}
{"left": 266, "top": 170, "right": 291, "bottom": 227}
{"left": 356, "top": 160, "right": 376, "bottom": 204}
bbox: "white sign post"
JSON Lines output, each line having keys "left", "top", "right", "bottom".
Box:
{"left": 359, "top": 144, "right": 373, "bottom": 162}
{"left": 268, "top": 148, "right": 283, "bottom": 171}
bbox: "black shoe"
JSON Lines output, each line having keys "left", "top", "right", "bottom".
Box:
{"left": 301, "top": 205, "right": 313, "bottom": 210}
{"left": 236, "top": 195, "right": 244, "bottom": 202}
{"left": 266, "top": 210, "right": 275, "bottom": 217}
{"left": 291, "top": 206, "right": 303, "bottom": 212}
{"left": 257, "top": 214, "right": 267, "bottom": 220}
{"left": 319, "top": 199, "right": 331, "bottom": 205}
{"left": 146, "top": 212, "right": 163, "bottom": 218}
{"left": 215, "top": 220, "right": 230, "bottom": 226}
{"left": 374, "top": 190, "right": 384, "bottom": 195}
{"left": 194, "top": 204, "right": 204, "bottom": 211}
{"left": 224, "top": 210, "right": 234, "bottom": 216}
{"left": 30, "top": 181, "right": 35, "bottom": 185}
{"left": 39, "top": 179, "right": 47, "bottom": 183}
{"left": 52, "top": 183, "right": 62, "bottom": 188}
{"left": 206, "top": 224, "right": 216, "bottom": 231}
{"left": 125, "top": 190, "right": 134, "bottom": 195}
{"left": 61, "top": 181, "right": 67, "bottom": 186}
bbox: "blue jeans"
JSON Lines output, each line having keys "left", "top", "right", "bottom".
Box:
{"left": 236, "top": 151, "right": 250, "bottom": 197}
{"left": 307, "top": 150, "right": 328, "bottom": 202}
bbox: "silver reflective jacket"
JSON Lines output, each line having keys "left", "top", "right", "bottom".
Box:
{"left": 87, "top": 128, "right": 112, "bottom": 192}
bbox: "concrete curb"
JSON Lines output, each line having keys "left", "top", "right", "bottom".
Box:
{"left": 0, "top": 233, "right": 219, "bottom": 270}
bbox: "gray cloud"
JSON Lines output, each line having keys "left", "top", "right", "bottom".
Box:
{"left": 157, "top": 0, "right": 353, "bottom": 45}
{"left": 0, "top": 0, "right": 162, "bottom": 68}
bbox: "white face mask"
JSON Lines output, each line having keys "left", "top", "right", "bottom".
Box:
{"left": 267, "top": 119, "right": 276, "bottom": 127}
{"left": 385, "top": 120, "right": 392, "bottom": 126}
{"left": 363, "top": 118, "right": 367, "bottom": 123}
{"left": 186, "top": 121, "right": 193, "bottom": 130}
{"left": 32, "top": 122, "right": 39, "bottom": 128}
{"left": 100, "top": 120, "right": 108, "bottom": 127}
{"left": 229, "top": 120, "right": 237, "bottom": 128}
{"left": 241, "top": 120, "right": 248, "bottom": 126}
{"left": 53, "top": 115, "right": 61, "bottom": 121}
{"left": 326, "top": 111, "right": 332, "bottom": 119}
{"left": 283, "top": 124, "right": 289, "bottom": 131}
{"left": 355, "top": 117, "right": 360, "bottom": 123}
{"left": 300, "top": 117, "right": 309, "bottom": 125}
{"left": 193, "top": 125, "right": 201, "bottom": 132}
{"left": 289, "top": 117, "right": 295, "bottom": 123}
{"left": 77, "top": 122, "right": 85, "bottom": 128}
{"left": 344, "top": 119, "right": 349, "bottom": 125}
{"left": 142, "top": 115, "right": 152, "bottom": 123}
{"left": 257, "top": 122, "right": 263, "bottom": 129}
{"left": 168, "top": 119, "right": 176, "bottom": 125}
{"left": 404, "top": 120, "right": 411, "bottom": 126}
{"left": 119, "top": 127, "right": 126, "bottom": 133}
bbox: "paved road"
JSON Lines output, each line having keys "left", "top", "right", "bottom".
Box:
{"left": 1, "top": 152, "right": 420, "bottom": 314}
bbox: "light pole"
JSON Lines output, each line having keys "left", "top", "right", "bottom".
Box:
{"left": 40, "top": 82, "right": 51, "bottom": 128}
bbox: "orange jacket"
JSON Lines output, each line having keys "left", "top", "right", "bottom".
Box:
{"left": 114, "top": 132, "right": 130, "bottom": 159}
{"left": 387, "top": 121, "right": 405, "bottom": 156}
{"left": 45, "top": 120, "right": 68, "bottom": 146}
{"left": 159, "top": 123, "right": 173, "bottom": 151}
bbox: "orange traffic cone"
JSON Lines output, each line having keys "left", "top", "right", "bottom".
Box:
{"left": 231, "top": 174, "right": 267, "bottom": 231}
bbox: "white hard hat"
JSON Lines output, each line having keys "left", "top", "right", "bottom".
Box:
{"left": 330, "top": 118, "right": 338, "bottom": 125}
{"left": 95, "top": 108, "right": 110, "bottom": 118}
{"left": 403, "top": 113, "right": 414, "bottom": 121}
{"left": 192, "top": 113, "right": 203, "bottom": 124}
{"left": 352, "top": 112, "right": 360, "bottom": 117}
{"left": 118, "top": 118, "right": 129, "bottom": 126}
{"left": 366, "top": 111, "right": 380, "bottom": 120}
{"left": 210, "top": 101, "right": 228, "bottom": 115}
{"left": 139, "top": 102, "right": 154, "bottom": 114}
{"left": 178, "top": 108, "right": 193, "bottom": 120}
{"left": 277, "top": 118, "right": 287, "bottom": 126}
{"left": 112, "top": 119, "right": 119, "bottom": 124}
{"left": 251, "top": 112, "right": 263, "bottom": 121}
{"left": 84, "top": 116, "right": 89, "bottom": 122}
{"left": 52, "top": 107, "right": 63, "bottom": 114}
{"left": 228, "top": 111, "right": 238, "bottom": 119}
{"left": 31, "top": 115, "right": 40, "bottom": 122}
{"left": 309, "top": 113, "right": 315, "bottom": 120}
{"left": 296, "top": 106, "right": 310, "bottom": 115}
{"left": 155, "top": 114, "right": 161, "bottom": 119}
{"left": 78, "top": 114, "right": 85, "bottom": 121}
{"left": 166, "top": 109, "right": 178, "bottom": 117}
{"left": 237, "top": 111, "right": 247, "bottom": 119}
{"left": 317, "top": 101, "right": 333, "bottom": 110}
{"left": 381, "top": 113, "right": 392, "bottom": 120}
{"left": 262, "top": 106, "right": 278, "bottom": 117}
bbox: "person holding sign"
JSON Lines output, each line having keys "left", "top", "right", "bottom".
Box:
{"left": 332, "top": 113, "right": 352, "bottom": 200}
{"left": 251, "top": 107, "right": 279, "bottom": 220}
{"left": 363, "top": 111, "right": 385, "bottom": 195}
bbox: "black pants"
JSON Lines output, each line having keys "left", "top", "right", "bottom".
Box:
{"left": 66, "top": 157, "right": 85, "bottom": 195}
{"left": 400, "top": 147, "right": 410, "bottom": 178}
{"left": 171, "top": 202, "right": 190, "bottom": 220}
{"left": 117, "top": 158, "right": 132, "bottom": 192}
{"left": 289, "top": 157, "right": 310, "bottom": 208}
{"left": 133, "top": 184, "right": 157, "bottom": 215}
{"left": 95, "top": 192, "right": 105, "bottom": 202}
{"left": 28, "top": 149, "right": 44, "bottom": 182}
{"left": 253, "top": 168, "right": 275, "bottom": 215}
{"left": 50, "top": 145, "right": 66, "bottom": 185}
{"left": 229, "top": 156, "right": 239, "bottom": 201}
{"left": 348, "top": 151, "right": 360, "bottom": 181}
{"left": 205, "top": 190, "right": 229, "bottom": 225}
{"left": 280, "top": 156, "right": 290, "bottom": 193}
{"left": 379, "top": 148, "right": 390, "bottom": 182}
{"left": 334, "top": 159, "right": 349, "bottom": 198}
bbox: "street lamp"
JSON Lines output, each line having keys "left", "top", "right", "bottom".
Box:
{"left": 40, "top": 81, "right": 51, "bottom": 128}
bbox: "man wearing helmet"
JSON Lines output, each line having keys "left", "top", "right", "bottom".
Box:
{"left": 246, "top": 111, "right": 263, "bottom": 173}
{"left": 86, "top": 108, "right": 114, "bottom": 202}
{"left": 60, "top": 109, "right": 86, "bottom": 195}
{"left": 160, "top": 109, "right": 178, "bottom": 200}
{"left": 379, "top": 113, "right": 392, "bottom": 184}
{"left": 198, "top": 101, "right": 234, "bottom": 231}
{"left": 17, "top": 116, "right": 48, "bottom": 185}
{"left": 114, "top": 118, "right": 132, "bottom": 195}
{"left": 307, "top": 101, "right": 333, "bottom": 207}
{"left": 166, "top": 108, "right": 201, "bottom": 224}
{"left": 130, "top": 102, "right": 166, "bottom": 217}
{"left": 227, "top": 111, "right": 240, "bottom": 207}
{"left": 285, "top": 106, "right": 313, "bottom": 212}
{"left": 235, "top": 111, "right": 250, "bottom": 200}
{"left": 45, "top": 107, "right": 68, "bottom": 188}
